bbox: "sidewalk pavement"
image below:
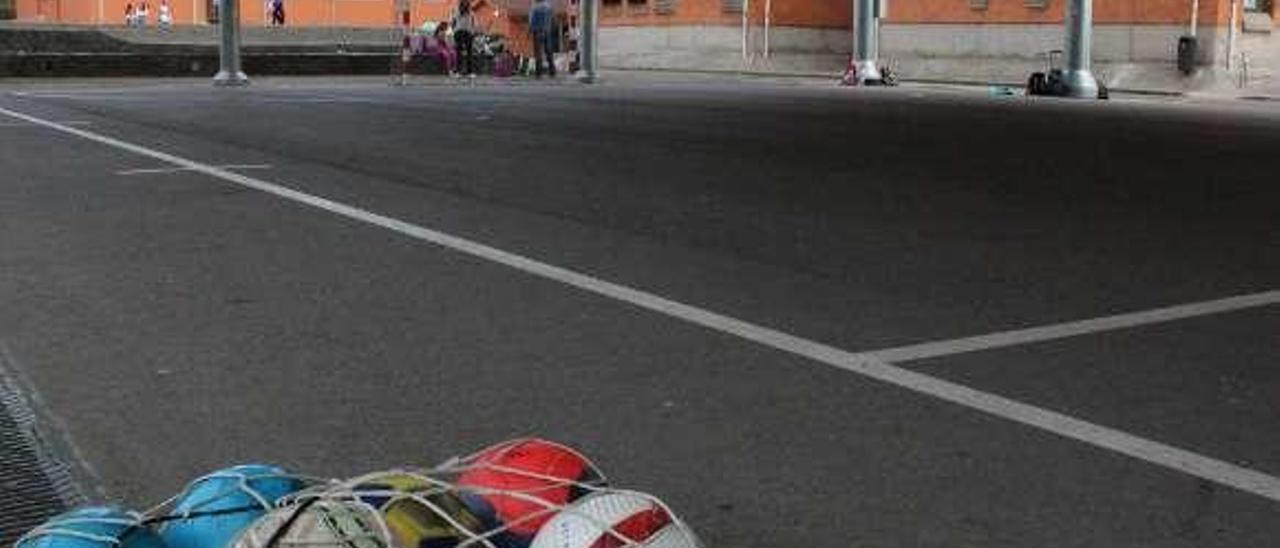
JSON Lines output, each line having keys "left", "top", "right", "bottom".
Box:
{"left": 600, "top": 62, "right": 1280, "bottom": 104}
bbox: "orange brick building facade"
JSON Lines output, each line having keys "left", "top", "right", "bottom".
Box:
{"left": 13, "top": 0, "right": 533, "bottom": 54}
{"left": 12, "top": 0, "right": 1269, "bottom": 80}
{"left": 18, "top": 0, "right": 1270, "bottom": 28}
{"left": 14, "top": 0, "right": 1269, "bottom": 34}
{"left": 16, "top": 0, "right": 480, "bottom": 27}
{"left": 603, "top": 0, "right": 1270, "bottom": 28}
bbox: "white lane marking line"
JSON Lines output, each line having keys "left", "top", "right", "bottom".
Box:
{"left": 0, "top": 120, "right": 91, "bottom": 128}
{"left": 257, "top": 96, "right": 382, "bottom": 104}
{"left": 3, "top": 104, "right": 1279, "bottom": 503}
{"left": 860, "top": 291, "right": 1280, "bottom": 363}
{"left": 11, "top": 86, "right": 197, "bottom": 97}
{"left": 115, "top": 164, "right": 273, "bottom": 176}
{"left": 9, "top": 94, "right": 147, "bottom": 101}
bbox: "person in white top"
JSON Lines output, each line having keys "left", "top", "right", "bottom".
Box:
{"left": 158, "top": 0, "right": 172, "bottom": 30}
{"left": 136, "top": 2, "right": 149, "bottom": 27}
{"left": 451, "top": 0, "right": 478, "bottom": 77}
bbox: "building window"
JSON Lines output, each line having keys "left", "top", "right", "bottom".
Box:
{"left": 1244, "top": 0, "right": 1273, "bottom": 12}
{"left": 722, "top": 0, "right": 743, "bottom": 13}
{"left": 969, "top": 0, "right": 987, "bottom": 10}
{"left": 1024, "top": 0, "right": 1049, "bottom": 8}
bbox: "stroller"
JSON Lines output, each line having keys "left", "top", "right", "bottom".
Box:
{"left": 471, "top": 32, "right": 516, "bottom": 77}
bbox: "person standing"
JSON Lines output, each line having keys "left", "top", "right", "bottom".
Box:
{"left": 267, "top": 0, "right": 285, "bottom": 26}
{"left": 124, "top": 3, "right": 135, "bottom": 26}
{"left": 157, "top": 0, "right": 172, "bottom": 31}
{"left": 528, "top": 0, "right": 555, "bottom": 78}
{"left": 451, "top": 0, "right": 477, "bottom": 78}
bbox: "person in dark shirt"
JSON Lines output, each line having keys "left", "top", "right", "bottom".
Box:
{"left": 528, "top": 0, "right": 555, "bottom": 78}
{"left": 452, "top": 0, "right": 478, "bottom": 77}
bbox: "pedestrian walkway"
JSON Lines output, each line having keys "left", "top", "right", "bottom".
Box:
{"left": 1187, "top": 32, "right": 1280, "bottom": 101}
{"left": 1238, "top": 31, "right": 1280, "bottom": 99}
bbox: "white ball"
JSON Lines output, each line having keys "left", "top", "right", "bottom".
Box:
{"left": 230, "top": 500, "right": 391, "bottom": 548}
{"left": 530, "top": 491, "right": 702, "bottom": 548}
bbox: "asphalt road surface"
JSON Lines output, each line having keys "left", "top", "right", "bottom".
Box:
{"left": 1, "top": 75, "right": 1277, "bottom": 547}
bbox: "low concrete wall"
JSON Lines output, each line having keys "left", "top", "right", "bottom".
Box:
{"left": 0, "top": 25, "right": 418, "bottom": 76}
{"left": 886, "top": 55, "right": 1233, "bottom": 91}
{"left": 603, "top": 22, "right": 1230, "bottom": 64}
{"left": 600, "top": 25, "right": 848, "bottom": 74}
{"left": 0, "top": 51, "right": 439, "bottom": 77}
{"left": 0, "top": 22, "right": 400, "bottom": 49}
{"left": 601, "top": 25, "right": 850, "bottom": 55}
{"left": 0, "top": 27, "right": 133, "bottom": 51}
{"left": 878, "top": 23, "right": 1237, "bottom": 91}
{"left": 881, "top": 23, "right": 1227, "bottom": 65}
{"left": 600, "top": 24, "right": 1237, "bottom": 92}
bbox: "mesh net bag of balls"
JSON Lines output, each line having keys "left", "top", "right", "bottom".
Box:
{"left": 16, "top": 438, "right": 704, "bottom": 548}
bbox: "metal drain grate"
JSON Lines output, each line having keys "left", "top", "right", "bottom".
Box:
{"left": 0, "top": 361, "right": 87, "bottom": 547}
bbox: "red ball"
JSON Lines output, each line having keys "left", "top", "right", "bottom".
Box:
{"left": 457, "top": 438, "right": 604, "bottom": 539}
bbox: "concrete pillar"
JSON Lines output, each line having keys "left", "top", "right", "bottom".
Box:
{"left": 853, "top": 0, "right": 882, "bottom": 82}
{"left": 1062, "top": 0, "right": 1098, "bottom": 97}
{"left": 214, "top": 0, "right": 248, "bottom": 86}
{"left": 578, "top": 0, "right": 598, "bottom": 82}
{"left": 1226, "top": 0, "right": 1239, "bottom": 70}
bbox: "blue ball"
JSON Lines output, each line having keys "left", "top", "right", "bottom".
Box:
{"left": 17, "top": 506, "right": 166, "bottom": 548}
{"left": 158, "top": 464, "right": 303, "bottom": 548}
